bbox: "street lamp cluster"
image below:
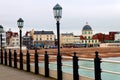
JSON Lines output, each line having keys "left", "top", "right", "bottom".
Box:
{"left": 0, "top": 3, "right": 62, "bottom": 79}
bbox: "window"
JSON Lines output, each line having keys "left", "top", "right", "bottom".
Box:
{"left": 88, "top": 36, "right": 90, "bottom": 39}
{"left": 16, "top": 39, "right": 19, "bottom": 41}
{"left": 82, "top": 40, "right": 84, "bottom": 43}
{"left": 88, "top": 32, "right": 90, "bottom": 34}
{"left": 50, "top": 38, "right": 52, "bottom": 41}
{"left": 50, "top": 35, "right": 52, "bottom": 38}
{"left": 89, "top": 40, "right": 90, "bottom": 43}
{"left": 13, "top": 42, "right": 15, "bottom": 45}
{"left": 95, "top": 40, "right": 97, "bottom": 43}
{"left": 16, "top": 42, "right": 19, "bottom": 45}
{"left": 40, "top": 38, "right": 42, "bottom": 41}
{"left": 36, "top": 38, "right": 38, "bottom": 41}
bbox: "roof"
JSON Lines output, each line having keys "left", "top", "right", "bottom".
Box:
{"left": 80, "top": 35, "right": 85, "bottom": 40}
{"left": 82, "top": 25, "right": 92, "bottom": 30}
{"left": 25, "top": 31, "right": 30, "bottom": 36}
{"left": 61, "top": 33, "right": 73, "bottom": 36}
{"left": 82, "top": 22, "right": 92, "bottom": 30}
{"left": 92, "top": 35, "right": 98, "bottom": 39}
{"left": 13, "top": 32, "right": 18, "bottom": 37}
{"left": 34, "top": 31, "right": 54, "bottom": 34}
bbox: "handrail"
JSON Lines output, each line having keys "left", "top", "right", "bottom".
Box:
{"left": 101, "top": 60, "right": 120, "bottom": 64}
{"left": 62, "top": 56, "right": 72, "bottom": 59}
{"left": 78, "top": 58, "right": 94, "bottom": 62}
{"left": 102, "top": 70, "right": 120, "bottom": 75}
{"left": 79, "top": 66, "right": 94, "bottom": 71}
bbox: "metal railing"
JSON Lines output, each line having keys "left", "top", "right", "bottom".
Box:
{"left": 0, "top": 49, "right": 120, "bottom": 80}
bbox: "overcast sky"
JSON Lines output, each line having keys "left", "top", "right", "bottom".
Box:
{"left": 0, "top": 0, "right": 120, "bottom": 35}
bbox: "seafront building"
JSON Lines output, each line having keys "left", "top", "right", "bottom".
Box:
{"left": 60, "top": 22, "right": 100, "bottom": 47}
{"left": 6, "top": 29, "right": 19, "bottom": 47}
{"left": 115, "top": 32, "right": 120, "bottom": 41}
{"left": 30, "top": 29, "right": 55, "bottom": 48}
{"left": 80, "top": 22, "right": 100, "bottom": 47}
{"left": 0, "top": 26, "right": 6, "bottom": 48}
{"left": 3, "top": 23, "right": 120, "bottom": 49}
{"left": 22, "top": 31, "right": 33, "bottom": 49}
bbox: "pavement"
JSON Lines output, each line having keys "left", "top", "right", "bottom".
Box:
{"left": 0, "top": 65, "right": 56, "bottom": 80}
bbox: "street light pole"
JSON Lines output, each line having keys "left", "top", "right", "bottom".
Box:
{"left": 17, "top": 18, "right": 24, "bottom": 70}
{"left": 20, "top": 29, "right": 22, "bottom": 53}
{"left": 53, "top": 4, "right": 62, "bottom": 80}
{"left": 57, "top": 21, "right": 60, "bottom": 55}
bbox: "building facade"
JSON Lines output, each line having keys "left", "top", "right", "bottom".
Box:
{"left": 60, "top": 33, "right": 74, "bottom": 47}
{"left": 60, "top": 23, "right": 100, "bottom": 47}
{"left": 81, "top": 23, "right": 100, "bottom": 47}
{"left": 31, "top": 29, "right": 55, "bottom": 48}
{"left": 6, "top": 29, "right": 19, "bottom": 47}
{"left": 23, "top": 31, "right": 33, "bottom": 49}
{"left": 0, "top": 26, "right": 6, "bottom": 48}
{"left": 115, "top": 33, "right": 120, "bottom": 41}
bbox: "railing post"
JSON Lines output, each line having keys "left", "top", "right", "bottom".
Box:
{"left": 73, "top": 52, "right": 79, "bottom": 80}
{"left": 35, "top": 49, "right": 39, "bottom": 74}
{"left": 1, "top": 49, "right": 3, "bottom": 64}
{"left": 14, "top": 50, "right": 17, "bottom": 68}
{"left": 26, "top": 50, "right": 30, "bottom": 72}
{"left": 4, "top": 49, "right": 7, "bottom": 65}
{"left": 9, "top": 49, "right": 12, "bottom": 67}
{"left": 94, "top": 51, "right": 101, "bottom": 80}
{"left": 57, "top": 54, "right": 62, "bottom": 80}
{"left": 20, "top": 51, "right": 23, "bottom": 70}
{"left": 44, "top": 51, "right": 49, "bottom": 77}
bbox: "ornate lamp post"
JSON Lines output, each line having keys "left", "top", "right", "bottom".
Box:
{"left": 53, "top": 4, "right": 62, "bottom": 80}
{"left": 17, "top": 18, "right": 24, "bottom": 70}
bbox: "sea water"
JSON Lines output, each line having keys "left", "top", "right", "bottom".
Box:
{"left": 37, "top": 57, "right": 120, "bottom": 80}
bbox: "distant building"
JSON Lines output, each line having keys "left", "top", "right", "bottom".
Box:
{"left": 0, "top": 26, "right": 6, "bottom": 48}
{"left": 60, "top": 33, "right": 74, "bottom": 47}
{"left": 31, "top": 29, "right": 55, "bottom": 48}
{"left": 6, "top": 29, "right": 19, "bottom": 47}
{"left": 80, "top": 22, "right": 100, "bottom": 47}
{"left": 94, "top": 31, "right": 120, "bottom": 43}
{"left": 23, "top": 31, "right": 33, "bottom": 49}
{"left": 60, "top": 22, "right": 100, "bottom": 47}
{"left": 115, "top": 33, "right": 120, "bottom": 41}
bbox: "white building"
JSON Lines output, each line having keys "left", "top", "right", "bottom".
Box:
{"left": 0, "top": 25, "right": 6, "bottom": 48}
{"left": 10, "top": 34, "right": 19, "bottom": 46}
{"left": 115, "top": 33, "right": 120, "bottom": 41}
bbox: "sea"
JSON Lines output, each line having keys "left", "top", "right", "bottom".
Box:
{"left": 37, "top": 57, "right": 120, "bottom": 80}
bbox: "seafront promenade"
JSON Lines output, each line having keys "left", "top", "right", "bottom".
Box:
{"left": 0, "top": 64, "right": 56, "bottom": 80}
